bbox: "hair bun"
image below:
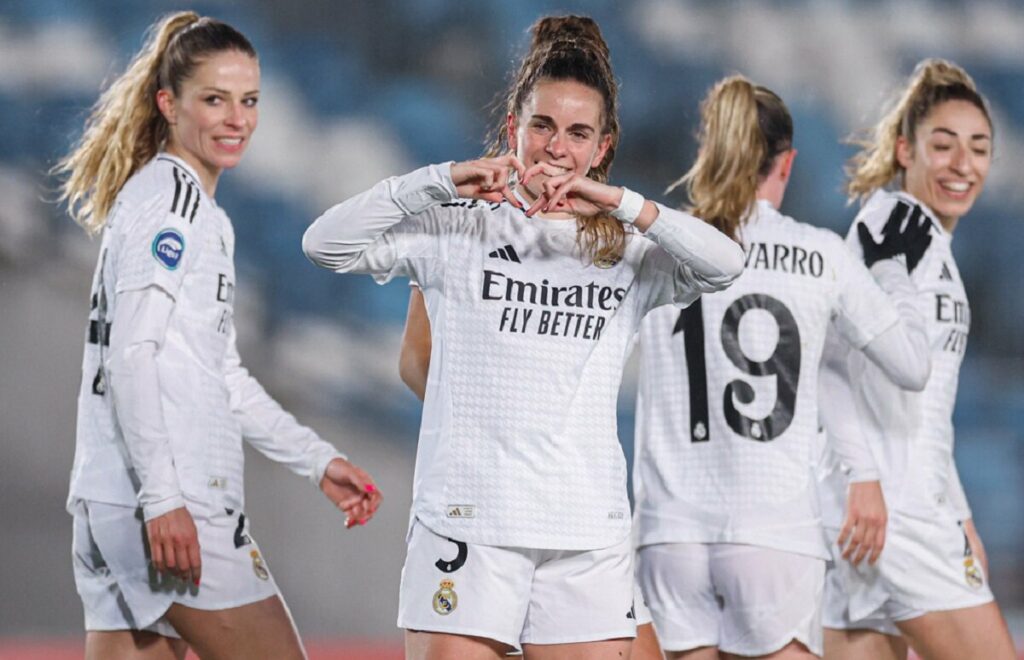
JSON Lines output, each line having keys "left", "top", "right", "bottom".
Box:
{"left": 530, "top": 15, "right": 609, "bottom": 58}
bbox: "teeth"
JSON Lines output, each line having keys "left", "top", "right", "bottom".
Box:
{"left": 217, "top": 138, "right": 242, "bottom": 145}
{"left": 942, "top": 182, "right": 969, "bottom": 193}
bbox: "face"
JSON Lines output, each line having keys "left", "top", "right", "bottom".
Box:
{"left": 507, "top": 79, "right": 612, "bottom": 200}
{"left": 157, "top": 49, "right": 260, "bottom": 193}
{"left": 897, "top": 99, "right": 992, "bottom": 231}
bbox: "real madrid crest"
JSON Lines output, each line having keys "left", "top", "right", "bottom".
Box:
{"left": 432, "top": 579, "right": 458, "bottom": 615}
{"left": 250, "top": 549, "right": 270, "bottom": 581}
{"left": 963, "top": 557, "right": 984, "bottom": 589}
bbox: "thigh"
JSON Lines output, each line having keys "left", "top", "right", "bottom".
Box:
{"left": 710, "top": 545, "right": 824, "bottom": 658}
{"left": 721, "top": 640, "right": 817, "bottom": 660}
{"left": 823, "top": 628, "right": 906, "bottom": 660}
{"left": 522, "top": 536, "right": 635, "bottom": 646}
{"left": 632, "top": 623, "right": 666, "bottom": 660}
{"left": 523, "top": 638, "right": 632, "bottom": 660}
{"left": 638, "top": 543, "right": 719, "bottom": 653}
{"left": 84, "top": 630, "right": 187, "bottom": 660}
{"left": 405, "top": 630, "right": 511, "bottom": 660}
{"left": 165, "top": 595, "right": 303, "bottom": 660}
{"left": 896, "top": 602, "right": 1016, "bottom": 660}
{"left": 398, "top": 519, "right": 534, "bottom": 649}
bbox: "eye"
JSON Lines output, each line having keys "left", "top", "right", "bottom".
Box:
{"left": 570, "top": 130, "right": 589, "bottom": 141}
{"left": 972, "top": 147, "right": 990, "bottom": 157}
{"left": 204, "top": 95, "right": 223, "bottom": 106}
{"left": 932, "top": 143, "right": 951, "bottom": 152}
{"left": 243, "top": 97, "right": 259, "bottom": 108}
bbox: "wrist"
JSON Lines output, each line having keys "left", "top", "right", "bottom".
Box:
{"left": 610, "top": 187, "right": 645, "bottom": 224}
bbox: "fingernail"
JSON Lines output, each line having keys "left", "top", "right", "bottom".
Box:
{"left": 359, "top": 519, "right": 367, "bottom": 525}
{"left": 365, "top": 484, "right": 376, "bottom": 493}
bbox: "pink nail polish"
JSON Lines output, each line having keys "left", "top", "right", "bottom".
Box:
{"left": 365, "top": 484, "right": 376, "bottom": 493}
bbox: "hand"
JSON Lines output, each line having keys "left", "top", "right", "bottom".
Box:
{"left": 146, "top": 506, "right": 202, "bottom": 585}
{"left": 857, "top": 201, "right": 932, "bottom": 272}
{"left": 450, "top": 155, "right": 525, "bottom": 207}
{"left": 320, "top": 457, "right": 383, "bottom": 529}
{"left": 963, "top": 518, "right": 988, "bottom": 576}
{"left": 838, "top": 480, "right": 887, "bottom": 566}
{"left": 520, "top": 162, "right": 621, "bottom": 218}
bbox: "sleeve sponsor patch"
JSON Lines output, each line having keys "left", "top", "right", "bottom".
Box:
{"left": 152, "top": 228, "right": 185, "bottom": 270}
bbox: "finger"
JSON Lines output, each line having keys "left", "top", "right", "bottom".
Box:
{"left": 842, "top": 525, "right": 863, "bottom": 561}
{"left": 868, "top": 526, "right": 885, "bottom": 565}
{"left": 525, "top": 193, "right": 548, "bottom": 217}
{"left": 175, "top": 543, "right": 191, "bottom": 581}
{"left": 837, "top": 518, "right": 853, "bottom": 549}
{"left": 856, "top": 222, "right": 875, "bottom": 249}
{"left": 544, "top": 177, "right": 576, "bottom": 212}
{"left": 500, "top": 184, "right": 520, "bottom": 208}
{"left": 508, "top": 154, "right": 526, "bottom": 180}
{"left": 149, "top": 531, "right": 165, "bottom": 573}
{"left": 188, "top": 540, "right": 202, "bottom": 585}
{"left": 851, "top": 530, "right": 870, "bottom": 566}
{"left": 521, "top": 161, "right": 559, "bottom": 186}
{"left": 883, "top": 201, "right": 910, "bottom": 235}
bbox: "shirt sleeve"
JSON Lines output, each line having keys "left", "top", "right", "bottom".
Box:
{"left": 832, "top": 238, "right": 930, "bottom": 391}
{"left": 636, "top": 203, "right": 746, "bottom": 310}
{"left": 113, "top": 193, "right": 198, "bottom": 300}
{"left": 105, "top": 286, "right": 186, "bottom": 521}
{"left": 819, "top": 324, "right": 881, "bottom": 483}
{"left": 302, "top": 162, "right": 456, "bottom": 286}
{"left": 223, "top": 324, "right": 345, "bottom": 487}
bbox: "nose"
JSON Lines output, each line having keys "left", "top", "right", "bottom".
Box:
{"left": 950, "top": 145, "right": 970, "bottom": 175}
{"left": 546, "top": 132, "right": 567, "bottom": 157}
{"left": 225, "top": 101, "right": 247, "bottom": 128}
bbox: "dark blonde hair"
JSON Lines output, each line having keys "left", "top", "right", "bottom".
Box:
{"left": 54, "top": 12, "right": 256, "bottom": 235}
{"left": 668, "top": 75, "right": 792, "bottom": 241}
{"left": 846, "top": 58, "right": 992, "bottom": 202}
{"left": 486, "top": 15, "right": 624, "bottom": 265}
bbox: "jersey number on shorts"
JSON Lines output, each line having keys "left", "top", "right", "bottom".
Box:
{"left": 676, "top": 293, "right": 801, "bottom": 442}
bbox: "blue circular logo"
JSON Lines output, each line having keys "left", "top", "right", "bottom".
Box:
{"left": 151, "top": 228, "right": 185, "bottom": 270}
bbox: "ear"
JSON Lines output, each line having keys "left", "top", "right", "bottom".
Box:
{"left": 895, "top": 135, "right": 914, "bottom": 170}
{"left": 779, "top": 148, "right": 797, "bottom": 181}
{"left": 506, "top": 112, "right": 518, "bottom": 154}
{"left": 156, "top": 88, "right": 176, "bottom": 125}
{"left": 590, "top": 133, "right": 612, "bottom": 170}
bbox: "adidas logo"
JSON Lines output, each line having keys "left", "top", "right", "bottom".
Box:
{"left": 488, "top": 244, "right": 521, "bottom": 263}
{"left": 939, "top": 262, "right": 954, "bottom": 282}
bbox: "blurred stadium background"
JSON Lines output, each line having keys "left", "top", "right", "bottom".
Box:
{"left": 1, "top": 0, "right": 1021, "bottom": 657}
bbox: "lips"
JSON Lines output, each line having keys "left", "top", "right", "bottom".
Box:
{"left": 214, "top": 136, "right": 245, "bottom": 152}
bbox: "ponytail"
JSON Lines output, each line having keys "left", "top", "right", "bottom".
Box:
{"left": 669, "top": 75, "right": 792, "bottom": 241}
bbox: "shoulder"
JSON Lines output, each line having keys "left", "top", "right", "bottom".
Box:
{"left": 855, "top": 189, "right": 926, "bottom": 232}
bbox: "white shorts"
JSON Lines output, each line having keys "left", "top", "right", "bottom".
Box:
{"left": 638, "top": 543, "right": 824, "bottom": 657}
{"left": 72, "top": 500, "right": 280, "bottom": 634}
{"left": 633, "top": 578, "right": 653, "bottom": 626}
{"left": 822, "top": 508, "right": 992, "bottom": 632}
{"left": 398, "top": 518, "right": 636, "bottom": 648}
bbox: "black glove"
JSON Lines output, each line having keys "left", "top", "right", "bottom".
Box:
{"left": 857, "top": 201, "right": 932, "bottom": 273}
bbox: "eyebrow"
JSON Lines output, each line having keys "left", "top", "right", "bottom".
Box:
{"left": 199, "top": 86, "right": 260, "bottom": 95}
{"left": 530, "top": 114, "right": 597, "bottom": 133}
{"left": 932, "top": 127, "right": 991, "bottom": 141}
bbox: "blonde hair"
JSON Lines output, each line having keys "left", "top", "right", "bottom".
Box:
{"left": 846, "top": 58, "right": 992, "bottom": 202}
{"left": 486, "top": 15, "right": 625, "bottom": 266}
{"left": 54, "top": 12, "right": 256, "bottom": 235}
{"left": 668, "top": 75, "right": 792, "bottom": 241}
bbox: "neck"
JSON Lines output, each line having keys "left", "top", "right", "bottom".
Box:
{"left": 166, "top": 145, "right": 220, "bottom": 197}
{"left": 756, "top": 179, "right": 784, "bottom": 210}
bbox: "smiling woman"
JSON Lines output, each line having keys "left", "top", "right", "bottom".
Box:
{"left": 303, "top": 14, "right": 744, "bottom": 660}
{"left": 53, "top": 11, "right": 382, "bottom": 660}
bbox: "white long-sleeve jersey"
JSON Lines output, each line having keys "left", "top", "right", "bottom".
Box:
{"left": 819, "top": 190, "right": 973, "bottom": 526}
{"left": 69, "top": 154, "right": 342, "bottom": 520}
{"left": 633, "top": 200, "right": 928, "bottom": 559}
{"left": 303, "top": 162, "right": 744, "bottom": 550}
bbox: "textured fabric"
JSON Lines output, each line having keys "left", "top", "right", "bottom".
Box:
{"left": 634, "top": 200, "right": 902, "bottom": 558}
{"left": 397, "top": 518, "right": 635, "bottom": 648}
{"left": 638, "top": 542, "right": 825, "bottom": 656}
{"left": 306, "top": 164, "right": 741, "bottom": 550}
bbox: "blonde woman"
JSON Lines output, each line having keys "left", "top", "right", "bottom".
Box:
{"left": 631, "top": 76, "right": 932, "bottom": 660}
{"left": 57, "top": 12, "right": 381, "bottom": 659}
{"left": 305, "top": 15, "right": 744, "bottom": 660}
{"left": 820, "top": 59, "right": 1015, "bottom": 660}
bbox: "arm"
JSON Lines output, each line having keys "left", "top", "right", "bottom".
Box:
{"left": 303, "top": 156, "right": 525, "bottom": 275}
{"left": 223, "top": 328, "right": 382, "bottom": 526}
{"left": 106, "top": 286, "right": 200, "bottom": 583}
{"left": 858, "top": 260, "right": 930, "bottom": 391}
{"left": 819, "top": 327, "right": 887, "bottom": 566}
{"left": 523, "top": 166, "right": 744, "bottom": 289}
{"left": 399, "top": 287, "right": 431, "bottom": 402}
